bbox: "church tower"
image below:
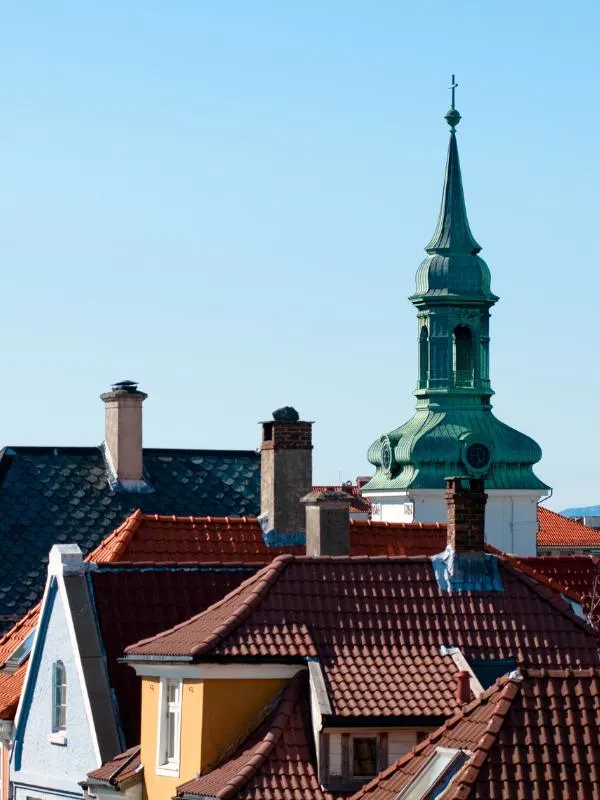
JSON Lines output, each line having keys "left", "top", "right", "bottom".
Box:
{"left": 362, "top": 85, "right": 549, "bottom": 555}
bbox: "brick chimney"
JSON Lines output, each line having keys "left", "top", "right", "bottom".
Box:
{"left": 259, "top": 407, "right": 313, "bottom": 535}
{"left": 100, "top": 380, "right": 148, "bottom": 486}
{"left": 302, "top": 490, "right": 352, "bottom": 556}
{"left": 444, "top": 476, "right": 487, "bottom": 552}
{"left": 455, "top": 670, "right": 472, "bottom": 705}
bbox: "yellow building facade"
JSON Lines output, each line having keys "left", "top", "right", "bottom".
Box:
{"left": 139, "top": 669, "right": 295, "bottom": 800}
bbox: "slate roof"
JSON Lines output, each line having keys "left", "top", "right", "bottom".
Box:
{"left": 125, "top": 554, "right": 600, "bottom": 721}
{"left": 353, "top": 668, "right": 600, "bottom": 800}
{"left": 86, "top": 745, "right": 142, "bottom": 788}
{"left": 176, "top": 674, "right": 335, "bottom": 800}
{"left": 90, "top": 563, "right": 261, "bottom": 747}
{"left": 0, "top": 446, "right": 259, "bottom": 631}
{"left": 537, "top": 506, "right": 600, "bottom": 549}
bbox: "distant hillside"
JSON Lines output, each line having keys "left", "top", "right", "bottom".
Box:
{"left": 561, "top": 505, "right": 600, "bottom": 518}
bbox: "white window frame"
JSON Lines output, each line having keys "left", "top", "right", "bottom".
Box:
{"left": 350, "top": 734, "right": 379, "bottom": 780}
{"left": 156, "top": 678, "right": 182, "bottom": 776}
{"left": 395, "top": 747, "right": 471, "bottom": 799}
{"left": 51, "top": 661, "right": 67, "bottom": 733}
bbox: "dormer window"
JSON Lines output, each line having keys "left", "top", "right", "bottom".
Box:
{"left": 51, "top": 661, "right": 67, "bottom": 733}
{"left": 157, "top": 679, "right": 181, "bottom": 775}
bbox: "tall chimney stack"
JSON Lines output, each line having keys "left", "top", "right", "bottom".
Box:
{"left": 302, "top": 490, "right": 351, "bottom": 556}
{"left": 100, "top": 380, "right": 148, "bottom": 487}
{"left": 444, "top": 476, "right": 487, "bottom": 553}
{"left": 259, "top": 407, "right": 313, "bottom": 535}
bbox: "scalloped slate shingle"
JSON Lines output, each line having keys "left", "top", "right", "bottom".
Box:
{"left": 0, "top": 446, "right": 259, "bottom": 632}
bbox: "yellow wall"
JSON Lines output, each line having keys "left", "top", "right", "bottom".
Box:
{"left": 141, "top": 675, "right": 286, "bottom": 800}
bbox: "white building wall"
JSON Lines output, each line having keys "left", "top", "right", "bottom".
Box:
{"left": 365, "top": 489, "right": 544, "bottom": 556}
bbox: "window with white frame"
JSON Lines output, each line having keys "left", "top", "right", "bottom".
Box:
{"left": 157, "top": 679, "right": 181, "bottom": 772}
{"left": 52, "top": 661, "right": 67, "bottom": 732}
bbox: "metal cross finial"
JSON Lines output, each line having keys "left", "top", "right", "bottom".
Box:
{"left": 449, "top": 74, "right": 458, "bottom": 110}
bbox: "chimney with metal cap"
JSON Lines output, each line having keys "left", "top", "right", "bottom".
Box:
{"left": 100, "top": 380, "right": 148, "bottom": 486}
{"left": 302, "top": 490, "right": 352, "bottom": 556}
{"left": 260, "top": 407, "right": 313, "bottom": 535}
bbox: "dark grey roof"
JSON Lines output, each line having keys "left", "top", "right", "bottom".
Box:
{"left": 0, "top": 446, "right": 260, "bottom": 631}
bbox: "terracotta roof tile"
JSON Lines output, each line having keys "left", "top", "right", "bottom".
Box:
{"left": 87, "top": 745, "right": 141, "bottom": 788}
{"left": 354, "top": 668, "right": 600, "bottom": 800}
{"left": 176, "top": 674, "right": 335, "bottom": 800}
{"left": 537, "top": 507, "right": 600, "bottom": 548}
{"left": 125, "top": 555, "right": 600, "bottom": 720}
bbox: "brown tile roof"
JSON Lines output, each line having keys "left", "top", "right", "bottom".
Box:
{"left": 176, "top": 674, "right": 335, "bottom": 800}
{"left": 87, "top": 745, "right": 142, "bottom": 788}
{"left": 537, "top": 506, "right": 600, "bottom": 548}
{"left": 353, "top": 667, "right": 600, "bottom": 800}
{"left": 125, "top": 555, "right": 600, "bottom": 720}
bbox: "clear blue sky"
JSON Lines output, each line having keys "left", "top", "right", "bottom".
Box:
{"left": 2, "top": 1, "right": 599, "bottom": 511}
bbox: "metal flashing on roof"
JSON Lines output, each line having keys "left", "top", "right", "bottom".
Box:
{"left": 431, "top": 546, "right": 503, "bottom": 592}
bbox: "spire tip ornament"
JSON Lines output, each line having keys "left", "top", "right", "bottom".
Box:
{"left": 445, "top": 74, "right": 461, "bottom": 130}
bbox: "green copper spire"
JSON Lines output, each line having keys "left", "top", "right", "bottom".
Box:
{"left": 362, "top": 83, "right": 548, "bottom": 499}
{"left": 413, "top": 80, "right": 496, "bottom": 302}
{"left": 426, "top": 100, "right": 481, "bottom": 256}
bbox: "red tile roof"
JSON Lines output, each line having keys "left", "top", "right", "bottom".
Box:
{"left": 176, "top": 674, "right": 335, "bottom": 800}
{"left": 87, "top": 745, "right": 141, "bottom": 789}
{"left": 89, "top": 510, "right": 446, "bottom": 561}
{"left": 353, "top": 667, "right": 600, "bottom": 800}
{"left": 0, "top": 603, "right": 39, "bottom": 719}
{"left": 537, "top": 506, "right": 600, "bottom": 548}
{"left": 126, "top": 555, "right": 600, "bottom": 720}
{"left": 87, "top": 511, "right": 303, "bottom": 562}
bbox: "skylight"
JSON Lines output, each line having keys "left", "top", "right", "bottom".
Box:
{"left": 4, "top": 629, "right": 36, "bottom": 670}
{"left": 395, "top": 747, "right": 470, "bottom": 800}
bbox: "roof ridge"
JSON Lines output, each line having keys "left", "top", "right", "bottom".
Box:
{"left": 502, "top": 553, "right": 585, "bottom": 604}
{"left": 349, "top": 520, "right": 446, "bottom": 530}
{"left": 214, "top": 676, "right": 302, "bottom": 800}
{"left": 500, "top": 558, "right": 597, "bottom": 637}
{"left": 142, "top": 514, "right": 259, "bottom": 526}
{"left": 125, "top": 556, "right": 291, "bottom": 656}
{"left": 89, "top": 510, "right": 145, "bottom": 563}
{"left": 190, "top": 556, "right": 293, "bottom": 658}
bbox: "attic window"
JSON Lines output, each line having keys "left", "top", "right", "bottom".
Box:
{"left": 352, "top": 736, "right": 378, "bottom": 779}
{"left": 4, "top": 629, "right": 36, "bottom": 671}
{"left": 395, "top": 747, "right": 470, "bottom": 800}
